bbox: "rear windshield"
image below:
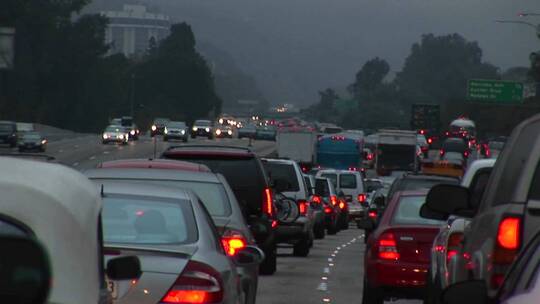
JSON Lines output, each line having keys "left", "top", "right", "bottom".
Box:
{"left": 339, "top": 174, "right": 357, "bottom": 189}
{"left": 392, "top": 196, "right": 444, "bottom": 226}
{"left": 23, "top": 133, "right": 41, "bottom": 140}
{"left": 105, "top": 126, "right": 121, "bottom": 132}
{"left": 304, "top": 176, "right": 313, "bottom": 195}
{"left": 489, "top": 141, "right": 505, "bottom": 150}
{"left": 315, "top": 179, "right": 330, "bottom": 196}
{"left": 321, "top": 173, "right": 337, "bottom": 188}
{"left": 102, "top": 195, "right": 197, "bottom": 245}
{"left": 365, "top": 180, "right": 383, "bottom": 192}
{"left": 443, "top": 140, "right": 467, "bottom": 152}
{"left": 169, "top": 122, "right": 186, "bottom": 128}
{"left": 264, "top": 162, "right": 300, "bottom": 192}
{"left": 398, "top": 177, "right": 458, "bottom": 192}
{"left": 163, "top": 157, "right": 265, "bottom": 215}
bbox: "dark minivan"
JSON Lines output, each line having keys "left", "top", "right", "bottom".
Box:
{"left": 162, "top": 145, "right": 279, "bottom": 275}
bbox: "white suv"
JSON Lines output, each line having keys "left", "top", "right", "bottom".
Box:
{"left": 316, "top": 169, "right": 367, "bottom": 222}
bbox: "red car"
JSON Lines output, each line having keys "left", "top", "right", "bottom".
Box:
{"left": 363, "top": 190, "right": 444, "bottom": 304}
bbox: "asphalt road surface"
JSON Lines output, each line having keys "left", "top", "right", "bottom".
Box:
{"left": 0, "top": 132, "right": 421, "bottom": 304}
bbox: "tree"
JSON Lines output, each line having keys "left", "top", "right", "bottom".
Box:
{"left": 349, "top": 57, "right": 390, "bottom": 101}
{"left": 395, "top": 33, "right": 499, "bottom": 105}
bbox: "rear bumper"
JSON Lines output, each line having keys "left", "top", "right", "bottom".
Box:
{"left": 349, "top": 209, "right": 365, "bottom": 221}
{"left": 368, "top": 260, "right": 429, "bottom": 288}
{"left": 275, "top": 219, "right": 310, "bottom": 243}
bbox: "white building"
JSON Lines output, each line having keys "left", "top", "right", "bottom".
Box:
{"left": 101, "top": 5, "right": 170, "bottom": 57}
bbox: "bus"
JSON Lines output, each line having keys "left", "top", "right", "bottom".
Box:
{"left": 316, "top": 132, "right": 364, "bottom": 171}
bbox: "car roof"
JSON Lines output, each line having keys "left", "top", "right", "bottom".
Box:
{"left": 318, "top": 169, "right": 359, "bottom": 175}
{"left": 85, "top": 168, "right": 221, "bottom": 183}
{"left": 0, "top": 157, "right": 102, "bottom": 303}
{"left": 99, "top": 180, "right": 192, "bottom": 201}
{"left": 393, "top": 189, "right": 429, "bottom": 198}
{"left": 461, "top": 159, "right": 496, "bottom": 186}
{"left": 163, "top": 145, "right": 255, "bottom": 158}
{"left": 98, "top": 158, "right": 211, "bottom": 172}
{"left": 262, "top": 158, "right": 297, "bottom": 165}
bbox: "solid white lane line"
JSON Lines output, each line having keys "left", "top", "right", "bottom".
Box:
{"left": 89, "top": 156, "right": 96, "bottom": 160}
{"left": 73, "top": 162, "right": 79, "bottom": 166}
{"left": 317, "top": 282, "right": 328, "bottom": 291}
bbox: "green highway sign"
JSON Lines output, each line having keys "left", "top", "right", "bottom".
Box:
{"left": 467, "top": 79, "right": 524, "bottom": 104}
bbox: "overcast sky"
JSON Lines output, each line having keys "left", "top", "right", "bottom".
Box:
{"left": 153, "top": 0, "right": 540, "bottom": 105}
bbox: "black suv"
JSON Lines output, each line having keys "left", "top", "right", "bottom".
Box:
{"left": 0, "top": 121, "right": 18, "bottom": 147}
{"left": 162, "top": 145, "right": 278, "bottom": 275}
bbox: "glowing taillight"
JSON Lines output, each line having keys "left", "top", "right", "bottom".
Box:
{"left": 464, "top": 151, "right": 469, "bottom": 158}
{"left": 368, "top": 211, "right": 377, "bottom": 218}
{"left": 378, "top": 233, "right": 399, "bottom": 260}
{"left": 367, "top": 153, "right": 374, "bottom": 160}
{"left": 491, "top": 217, "right": 521, "bottom": 289}
{"left": 298, "top": 200, "right": 308, "bottom": 215}
{"left": 427, "top": 138, "right": 433, "bottom": 144}
{"left": 161, "top": 260, "right": 223, "bottom": 304}
{"left": 312, "top": 195, "right": 322, "bottom": 204}
{"left": 357, "top": 193, "right": 366, "bottom": 203}
{"left": 497, "top": 217, "right": 520, "bottom": 250}
{"left": 439, "top": 149, "right": 445, "bottom": 156}
{"left": 446, "top": 232, "right": 463, "bottom": 264}
{"left": 221, "top": 230, "right": 247, "bottom": 257}
{"left": 263, "top": 188, "right": 274, "bottom": 217}
{"left": 324, "top": 206, "right": 333, "bottom": 214}
{"left": 338, "top": 201, "right": 345, "bottom": 209}
{"left": 330, "top": 195, "right": 338, "bottom": 206}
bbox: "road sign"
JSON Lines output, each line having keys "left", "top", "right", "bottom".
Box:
{"left": 467, "top": 79, "right": 524, "bottom": 104}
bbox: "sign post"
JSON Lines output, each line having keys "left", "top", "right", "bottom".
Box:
{"left": 467, "top": 79, "right": 524, "bottom": 104}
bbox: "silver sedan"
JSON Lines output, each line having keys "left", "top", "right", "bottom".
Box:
{"left": 98, "top": 181, "right": 263, "bottom": 304}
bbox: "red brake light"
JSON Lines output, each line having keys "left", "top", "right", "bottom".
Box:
{"left": 338, "top": 201, "right": 345, "bottom": 209}
{"left": 312, "top": 195, "right": 322, "bottom": 204}
{"left": 420, "top": 129, "right": 425, "bottom": 135}
{"left": 446, "top": 232, "right": 463, "bottom": 264}
{"left": 464, "top": 151, "right": 469, "bottom": 158}
{"left": 368, "top": 211, "right": 377, "bottom": 218}
{"left": 427, "top": 137, "right": 433, "bottom": 144}
{"left": 298, "top": 200, "right": 308, "bottom": 215}
{"left": 497, "top": 217, "right": 520, "bottom": 250}
{"left": 330, "top": 195, "right": 338, "bottom": 206}
{"left": 221, "top": 230, "right": 247, "bottom": 257}
{"left": 263, "top": 188, "right": 274, "bottom": 217}
{"left": 357, "top": 193, "right": 366, "bottom": 203}
{"left": 378, "top": 233, "right": 399, "bottom": 260}
{"left": 439, "top": 149, "right": 444, "bottom": 156}
{"left": 161, "top": 260, "right": 223, "bottom": 303}
{"left": 367, "top": 153, "right": 374, "bottom": 160}
{"left": 324, "top": 206, "right": 333, "bottom": 214}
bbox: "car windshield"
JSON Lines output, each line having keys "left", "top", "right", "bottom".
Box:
{"left": 102, "top": 195, "right": 197, "bottom": 245}
{"left": 264, "top": 162, "right": 300, "bottom": 192}
{"left": 392, "top": 195, "right": 444, "bottom": 226}
{"left": 195, "top": 121, "right": 211, "bottom": 126}
{"left": 105, "top": 126, "right": 121, "bottom": 132}
{"left": 315, "top": 179, "right": 331, "bottom": 197}
{"left": 22, "top": 133, "right": 41, "bottom": 140}
{"left": 0, "top": 124, "right": 14, "bottom": 132}
{"left": 169, "top": 122, "right": 186, "bottom": 128}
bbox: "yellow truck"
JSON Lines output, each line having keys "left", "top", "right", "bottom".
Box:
{"left": 421, "top": 159, "right": 465, "bottom": 178}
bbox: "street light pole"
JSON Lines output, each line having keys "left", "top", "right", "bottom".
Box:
{"left": 495, "top": 20, "right": 540, "bottom": 40}
{"left": 130, "top": 73, "right": 135, "bottom": 117}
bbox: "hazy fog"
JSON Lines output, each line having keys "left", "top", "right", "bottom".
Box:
{"left": 142, "top": 0, "right": 540, "bottom": 105}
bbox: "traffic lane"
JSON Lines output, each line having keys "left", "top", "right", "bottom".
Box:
{"left": 257, "top": 227, "right": 421, "bottom": 304}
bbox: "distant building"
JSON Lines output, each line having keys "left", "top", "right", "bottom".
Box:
{"left": 101, "top": 5, "right": 170, "bottom": 57}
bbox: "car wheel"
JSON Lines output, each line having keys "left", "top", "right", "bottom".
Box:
{"left": 259, "top": 244, "right": 277, "bottom": 275}
{"left": 362, "top": 280, "right": 383, "bottom": 304}
{"left": 314, "top": 224, "right": 325, "bottom": 239}
{"left": 293, "top": 237, "right": 310, "bottom": 257}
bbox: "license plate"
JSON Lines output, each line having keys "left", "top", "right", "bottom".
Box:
{"left": 106, "top": 279, "right": 118, "bottom": 299}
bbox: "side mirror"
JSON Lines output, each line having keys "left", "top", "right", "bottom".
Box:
{"left": 106, "top": 256, "right": 141, "bottom": 280}
{"left": 420, "top": 203, "right": 449, "bottom": 221}
{"left": 441, "top": 280, "right": 488, "bottom": 304}
{"left": 0, "top": 236, "right": 51, "bottom": 304}
{"left": 274, "top": 196, "right": 300, "bottom": 224}
{"left": 273, "top": 179, "right": 291, "bottom": 193}
{"left": 233, "top": 246, "right": 265, "bottom": 266}
{"left": 425, "top": 184, "right": 473, "bottom": 218}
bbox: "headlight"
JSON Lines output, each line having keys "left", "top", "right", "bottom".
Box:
{"left": 164, "top": 128, "right": 168, "bottom": 134}
{"left": 151, "top": 125, "right": 157, "bottom": 131}
{"left": 216, "top": 129, "right": 222, "bottom": 135}
{"left": 228, "top": 130, "right": 233, "bottom": 135}
{"left": 193, "top": 127, "right": 198, "bottom": 131}
{"left": 219, "top": 118, "right": 224, "bottom": 124}
{"left": 181, "top": 130, "right": 186, "bottom": 135}
{"left": 130, "top": 130, "right": 135, "bottom": 135}
{"left": 41, "top": 139, "right": 47, "bottom": 145}
{"left": 205, "top": 127, "right": 210, "bottom": 132}
{"left": 119, "top": 134, "right": 124, "bottom": 139}
{"left": 102, "top": 134, "right": 108, "bottom": 139}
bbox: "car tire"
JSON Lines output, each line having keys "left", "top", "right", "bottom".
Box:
{"left": 362, "top": 280, "right": 383, "bottom": 304}
{"left": 327, "top": 221, "right": 338, "bottom": 235}
{"left": 259, "top": 244, "right": 277, "bottom": 275}
{"left": 293, "top": 237, "right": 310, "bottom": 257}
{"left": 314, "top": 224, "right": 325, "bottom": 239}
